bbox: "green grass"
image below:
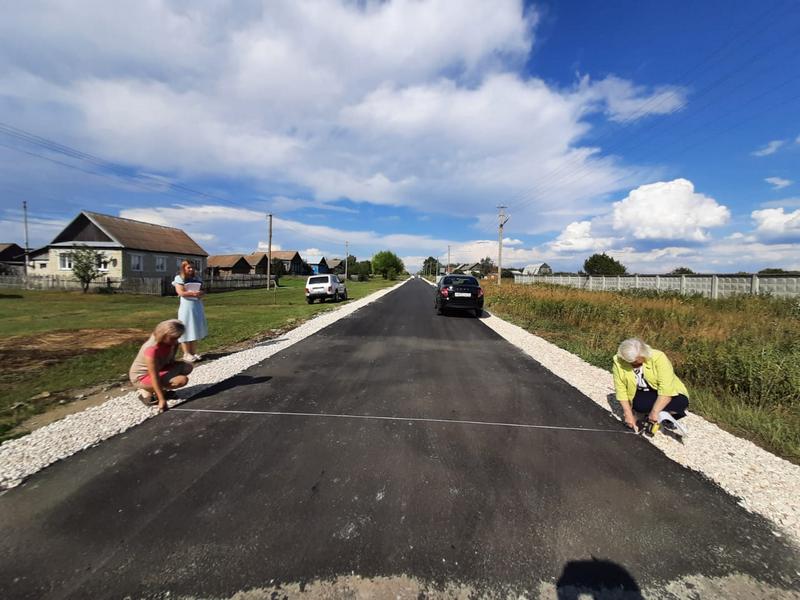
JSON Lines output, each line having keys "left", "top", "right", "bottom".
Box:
{"left": 0, "top": 276, "right": 398, "bottom": 440}
{"left": 484, "top": 282, "right": 800, "bottom": 463}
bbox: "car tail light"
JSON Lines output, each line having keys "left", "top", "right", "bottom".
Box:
{"left": 440, "top": 287, "right": 449, "bottom": 297}
{"left": 328, "top": 286, "right": 332, "bottom": 293}
{"left": 477, "top": 287, "right": 484, "bottom": 297}
{"left": 305, "top": 287, "right": 309, "bottom": 293}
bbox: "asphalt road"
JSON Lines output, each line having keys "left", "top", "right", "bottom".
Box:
{"left": 1, "top": 278, "right": 798, "bottom": 598}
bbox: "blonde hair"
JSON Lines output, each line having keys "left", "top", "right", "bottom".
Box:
{"left": 153, "top": 319, "right": 185, "bottom": 343}
{"left": 179, "top": 259, "right": 194, "bottom": 279}
{"left": 617, "top": 338, "right": 653, "bottom": 363}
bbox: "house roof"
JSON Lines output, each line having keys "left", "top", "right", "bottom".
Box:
{"left": 327, "top": 259, "right": 342, "bottom": 269}
{"left": 270, "top": 250, "right": 301, "bottom": 261}
{"left": 60, "top": 212, "right": 207, "bottom": 256}
{"left": 207, "top": 254, "right": 248, "bottom": 268}
{"left": 304, "top": 255, "right": 327, "bottom": 265}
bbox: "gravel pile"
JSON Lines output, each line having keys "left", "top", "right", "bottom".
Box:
{"left": 0, "top": 281, "right": 404, "bottom": 491}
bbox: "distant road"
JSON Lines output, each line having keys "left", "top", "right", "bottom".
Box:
{"left": 1, "top": 279, "right": 797, "bottom": 598}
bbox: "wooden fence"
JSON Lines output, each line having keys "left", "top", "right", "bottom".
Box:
{"left": 0, "top": 274, "right": 276, "bottom": 296}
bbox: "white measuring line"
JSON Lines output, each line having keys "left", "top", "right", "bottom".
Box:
{"left": 172, "top": 407, "right": 634, "bottom": 434}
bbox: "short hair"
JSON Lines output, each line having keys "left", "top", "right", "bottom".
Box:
{"left": 617, "top": 338, "right": 652, "bottom": 363}
{"left": 153, "top": 319, "right": 185, "bottom": 343}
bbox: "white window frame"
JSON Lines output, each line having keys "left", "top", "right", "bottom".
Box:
{"left": 155, "top": 255, "right": 167, "bottom": 272}
{"left": 130, "top": 253, "right": 144, "bottom": 272}
{"left": 58, "top": 252, "right": 73, "bottom": 270}
{"left": 96, "top": 253, "right": 109, "bottom": 272}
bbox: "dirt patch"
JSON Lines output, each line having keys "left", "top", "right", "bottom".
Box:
{"left": 0, "top": 328, "right": 148, "bottom": 374}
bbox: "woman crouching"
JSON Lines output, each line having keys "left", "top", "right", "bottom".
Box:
{"left": 129, "top": 319, "right": 193, "bottom": 412}
{"left": 612, "top": 338, "right": 689, "bottom": 436}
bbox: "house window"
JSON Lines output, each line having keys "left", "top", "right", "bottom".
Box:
{"left": 130, "top": 253, "right": 143, "bottom": 272}
{"left": 155, "top": 256, "right": 167, "bottom": 272}
{"left": 39, "top": 263, "right": 47, "bottom": 269}
{"left": 96, "top": 254, "right": 109, "bottom": 272}
{"left": 59, "top": 253, "right": 73, "bottom": 270}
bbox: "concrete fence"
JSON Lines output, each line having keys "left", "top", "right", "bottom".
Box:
{"left": 0, "top": 274, "right": 276, "bottom": 296}
{"left": 512, "top": 273, "right": 800, "bottom": 298}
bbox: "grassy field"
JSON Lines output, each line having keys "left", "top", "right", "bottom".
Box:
{"left": 0, "top": 276, "right": 398, "bottom": 440}
{"left": 483, "top": 282, "right": 800, "bottom": 463}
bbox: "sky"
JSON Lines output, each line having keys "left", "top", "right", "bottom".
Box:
{"left": 0, "top": 0, "right": 798, "bottom": 273}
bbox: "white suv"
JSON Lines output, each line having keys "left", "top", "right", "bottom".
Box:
{"left": 305, "top": 274, "right": 348, "bottom": 303}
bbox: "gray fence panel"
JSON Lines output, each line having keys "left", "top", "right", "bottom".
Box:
{"left": 512, "top": 274, "right": 800, "bottom": 298}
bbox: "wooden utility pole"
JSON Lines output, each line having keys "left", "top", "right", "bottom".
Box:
{"left": 344, "top": 240, "right": 349, "bottom": 281}
{"left": 266, "top": 213, "right": 272, "bottom": 290}
{"left": 22, "top": 200, "right": 30, "bottom": 277}
{"left": 497, "top": 206, "right": 509, "bottom": 286}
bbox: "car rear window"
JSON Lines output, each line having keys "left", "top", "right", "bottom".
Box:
{"left": 309, "top": 276, "right": 328, "bottom": 284}
{"left": 443, "top": 276, "right": 478, "bottom": 286}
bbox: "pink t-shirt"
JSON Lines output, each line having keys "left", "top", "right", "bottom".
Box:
{"left": 129, "top": 335, "right": 178, "bottom": 382}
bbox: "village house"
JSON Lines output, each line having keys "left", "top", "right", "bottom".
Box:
{"left": 267, "top": 251, "right": 306, "bottom": 275}
{"left": 206, "top": 254, "right": 251, "bottom": 277}
{"left": 304, "top": 255, "right": 329, "bottom": 275}
{"left": 523, "top": 263, "right": 552, "bottom": 275}
{"left": 0, "top": 243, "right": 25, "bottom": 273}
{"left": 31, "top": 211, "right": 207, "bottom": 279}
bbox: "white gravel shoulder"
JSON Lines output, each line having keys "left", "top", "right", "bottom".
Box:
{"left": 0, "top": 280, "right": 406, "bottom": 491}
{"left": 422, "top": 277, "right": 800, "bottom": 546}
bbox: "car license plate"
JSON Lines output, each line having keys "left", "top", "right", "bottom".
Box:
{"left": 454, "top": 292, "right": 471, "bottom": 297}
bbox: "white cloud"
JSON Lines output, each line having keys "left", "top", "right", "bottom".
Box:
{"left": 0, "top": 0, "right": 692, "bottom": 238}
{"left": 550, "top": 220, "right": 615, "bottom": 253}
{"left": 751, "top": 208, "right": 800, "bottom": 242}
{"left": 611, "top": 179, "right": 730, "bottom": 241}
{"left": 503, "top": 238, "right": 524, "bottom": 245}
{"left": 760, "top": 197, "right": 800, "bottom": 209}
{"left": 766, "top": 177, "right": 793, "bottom": 190}
{"left": 752, "top": 140, "right": 785, "bottom": 157}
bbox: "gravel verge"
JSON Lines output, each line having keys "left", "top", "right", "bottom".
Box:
{"left": 0, "top": 280, "right": 406, "bottom": 491}
{"left": 421, "top": 277, "right": 800, "bottom": 547}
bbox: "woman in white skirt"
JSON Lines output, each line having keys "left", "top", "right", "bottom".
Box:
{"left": 173, "top": 260, "right": 208, "bottom": 362}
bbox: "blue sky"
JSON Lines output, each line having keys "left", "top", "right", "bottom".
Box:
{"left": 1, "top": 0, "right": 798, "bottom": 272}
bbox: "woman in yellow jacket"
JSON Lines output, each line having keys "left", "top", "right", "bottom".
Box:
{"left": 612, "top": 338, "right": 689, "bottom": 436}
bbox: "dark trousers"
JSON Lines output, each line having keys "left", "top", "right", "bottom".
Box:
{"left": 632, "top": 389, "right": 689, "bottom": 419}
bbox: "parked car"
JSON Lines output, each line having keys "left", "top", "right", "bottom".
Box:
{"left": 434, "top": 274, "right": 483, "bottom": 317}
{"left": 305, "top": 274, "right": 347, "bottom": 303}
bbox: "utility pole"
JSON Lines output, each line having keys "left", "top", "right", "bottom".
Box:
{"left": 266, "top": 213, "right": 272, "bottom": 291}
{"left": 497, "top": 205, "right": 509, "bottom": 286}
{"left": 447, "top": 245, "right": 451, "bottom": 274}
{"left": 344, "top": 240, "right": 349, "bottom": 281}
{"left": 23, "top": 200, "right": 30, "bottom": 277}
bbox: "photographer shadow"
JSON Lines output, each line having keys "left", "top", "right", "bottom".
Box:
{"left": 556, "top": 558, "right": 643, "bottom": 599}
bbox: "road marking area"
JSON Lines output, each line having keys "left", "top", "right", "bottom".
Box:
{"left": 172, "top": 407, "right": 634, "bottom": 434}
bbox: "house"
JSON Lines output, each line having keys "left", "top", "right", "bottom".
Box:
{"left": 327, "top": 259, "right": 344, "bottom": 274}
{"left": 206, "top": 254, "right": 251, "bottom": 277}
{"left": 523, "top": 263, "right": 552, "bottom": 276}
{"left": 33, "top": 211, "right": 207, "bottom": 279}
{"left": 0, "top": 243, "right": 25, "bottom": 272}
{"left": 304, "top": 255, "right": 329, "bottom": 274}
{"left": 263, "top": 251, "right": 306, "bottom": 275}
{"left": 244, "top": 252, "right": 269, "bottom": 274}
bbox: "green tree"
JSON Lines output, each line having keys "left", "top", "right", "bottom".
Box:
{"left": 583, "top": 252, "right": 627, "bottom": 276}
{"left": 422, "top": 256, "right": 438, "bottom": 275}
{"left": 356, "top": 261, "right": 371, "bottom": 282}
{"left": 669, "top": 266, "right": 695, "bottom": 275}
{"left": 270, "top": 258, "right": 285, "bottom": 284}
{"left": 758, "top": 268, "right": 799, "bottom": 275}
{"left": 70, "top": 245, "right": 104, "bottom": 293}
{"left": 372, "top": 250, "right": 404, "bottom": 279}
{"left": 479, "top": 256, "right": 495, "bottom": 276}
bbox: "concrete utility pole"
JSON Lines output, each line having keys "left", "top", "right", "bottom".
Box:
{"left": 497, "top": 205, "right": 509, "bottom": 286}
{"left": 447, "top": 245, "right": 451, "bottom": 274}
{"left": 266, "top": 213, "right": 272, "bottom": 290}
{"left": 22, "top": 200, "right": 30, "bottom": 277}
{"left": 344, "top": 240, "right": 349, "bottom": 281}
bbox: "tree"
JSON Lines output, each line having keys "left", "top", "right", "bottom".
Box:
{"left": 758, "top": 267, "right": 799, "bottom": 275}
{"left": 270, "top": 258, "right": 285, "bottom": 283}
{"left": 356, "top": 261, "right": 371, "bottom": 281}
{"left": 479, "top": 256, "right": 495, "bottom": 276}
{"left": 70, "top": 245, "right": 104, "bottom": 292}
{"left": 583, "top": 252, "right": 627, "bottom": 276}
{"left": 669, "top": 266, "right": 695, "bottom": 275}
{"left": 422, "top": 256, "right": 438, "bottom": 275}
{"left": 372, "top": 250, "right": 404, "bottom": 279}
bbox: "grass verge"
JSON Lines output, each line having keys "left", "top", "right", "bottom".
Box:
{"left": 0, "top": 276, "right": 398, "bottom": 441}
{"left": 484, "top": 282, "right": 800, "bottom": 463}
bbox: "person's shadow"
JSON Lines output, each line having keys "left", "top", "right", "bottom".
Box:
{"left": 556, "top": 558, "right": 643, "bottom": 599}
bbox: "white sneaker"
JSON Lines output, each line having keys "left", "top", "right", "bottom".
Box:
{"left": 183, "top": 354, "right": 197, "bottom": 363}
{"left": 659, "top": 411, "right": 688, "bottom": 437}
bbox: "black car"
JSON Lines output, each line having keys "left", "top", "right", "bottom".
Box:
{"left": 434, "top": 275, "right": 484, "bottom": 317}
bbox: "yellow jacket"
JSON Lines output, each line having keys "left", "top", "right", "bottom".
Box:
{"left": 612, "top": 349, "right": 688, "bottom": 403}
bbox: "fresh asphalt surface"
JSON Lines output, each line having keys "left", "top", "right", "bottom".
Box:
{"left": 1, "top": 278, "right": 798, "bottom": 598}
